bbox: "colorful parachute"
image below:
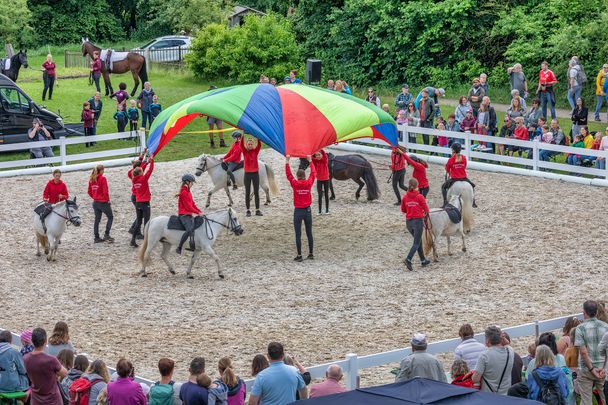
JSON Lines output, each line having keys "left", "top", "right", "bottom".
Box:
{"left": 147, "top": 83, "right": 398, "bottom": 157}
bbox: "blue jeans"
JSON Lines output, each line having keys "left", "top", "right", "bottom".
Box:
{"left": 540, "top": 91, "right": 556, "bottom": 120}
{"left": 539, "top": 149, "right": 560, "bottom": 161}
{"left": 596, "top": 159, "right": 606, "bottom": 169}
{"left": 566, "top": 154, "right": 580, "bottom": 165}
{"left": 595, "top": 95, "right": 605, "bottom": 120}
{"left": 567, "top": 86, "right": 583, "bottom": 110}
{"left": 141, "top": 111, "right": 152, "bottom": 129}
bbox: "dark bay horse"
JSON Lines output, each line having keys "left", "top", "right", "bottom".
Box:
{"left": 81, "top": 40, "right": 147, "bottom": 96}
{"left": 300, "top": 153, "right": 380, "bottom": 201}
{"left": 1, "top": 50, "right": 28, "bottom": 81}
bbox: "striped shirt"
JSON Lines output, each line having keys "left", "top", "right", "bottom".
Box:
{"left": 574, "top": 317, "right": 608, "bottom": 368}
{"left": 454, "top": 338, "right": 486, "bottom": 370}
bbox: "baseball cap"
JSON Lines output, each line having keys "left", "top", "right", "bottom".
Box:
{"left": 411, "top": 333, "right": 427, "bottom": 346}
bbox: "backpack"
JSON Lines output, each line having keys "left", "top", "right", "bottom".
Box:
{"left": 68, "top": 377, "right": 104, "bottom": 405}
{"left": 148, "top": 381, "right": 175, "bottom": 405}
{"left": 575, "top": 65, "right": 587, "bottom": 86}
{"left": 532, "top": 370, "right": 565, "bottom": 405}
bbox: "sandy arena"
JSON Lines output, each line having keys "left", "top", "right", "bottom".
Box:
{"left": 1, "top": 148, "right": 606, "bottom": 385}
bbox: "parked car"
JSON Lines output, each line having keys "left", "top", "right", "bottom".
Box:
{"left": 133, "top": 36, "right": 193, "bottom": 63}
{"left": 0, "top": 74, "right": 76, "bottom": 144}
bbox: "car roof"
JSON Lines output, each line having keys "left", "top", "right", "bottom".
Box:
{"left": 0, "top": 73, "right": 17, "bottom": 87}
{"left": 155, "top": 36, "right": 192, "bottom": 40}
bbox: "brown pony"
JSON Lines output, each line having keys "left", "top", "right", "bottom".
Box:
{"left": 81, "top": 39, "right": 147, "bottom": 97}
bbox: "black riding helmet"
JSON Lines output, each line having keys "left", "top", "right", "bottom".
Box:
{"left": 182, "top": 174, "right": 196, "bottom": 183}
{"left": 231, "top": 131, "right": 242, "bottom": 139}
{"left": 451, "top": 142, "right": 462, "bottom": 154}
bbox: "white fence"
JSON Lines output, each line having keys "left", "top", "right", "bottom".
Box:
{"left": 0, "top": 130, "right": 146, "bottom": 177}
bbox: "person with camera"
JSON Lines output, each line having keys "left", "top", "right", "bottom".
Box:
{"left": 29, "top": 119, "right": 54, "bottom": 159}
{"left": 537, "top": 61, "right": 558, "bottom": 120}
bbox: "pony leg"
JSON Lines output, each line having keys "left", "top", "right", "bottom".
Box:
{"left": 206, "top": 183, "right": 224, "bottom": 208}
{"left": 186, "top": 250, "right": 201, "bottom": 279}
{"left": 47, "top": 235, "right": 56, "bottom": 261}
{"left": 431, "top": 232, "right": 439, "bottom": 262}
{"left": 160, "top": 241, "right": 175, "bottom": 275}
{"left": 262, "top": 184, "right": 270, "bottom": 205}
{"left": 354, "top": 178, "right": 365, "bottom": 200}
{"left": 130, "top": 69, "right": 140, "bottom": 96}
{"left": 36, "top": 234, "right": 41, "bottom": 257}
{"left": 329, "top": 178, "right": 335, "bottom": 200}
{"left": 461, "top": 229, "right": 467, "bottom": 252}
{"left": 447, "top": 236, "right": 452, "bottom": 255}
{"left": 204, "top": 246, "right": 223, "bottom": 279}
{"left": 224, "top": 187, "right": 233, "bottom": 207}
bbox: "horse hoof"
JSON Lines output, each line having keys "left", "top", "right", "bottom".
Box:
{"left": 46, "top": 257, "right": 51, "bottom": 262}
{"left": 205, "top": 204, "right": 210, "bottom": 209}
{"left": 264, "top": 202, "right": 270, "bottom": 206}
{"left": 187, "top": 275, "right": 194, "bottom": 279}
{"left": 141, "top": 273, "right": 148, "bottom": 278}
{"left": 462, "top": 248, "right": 467, "bottom": 252}
{"left": 169, "top": 269, "right": 176, "bottom": 275}
{"left": 330, "top": 196, "right": 335, "bottom": 200}
{"left": 219, "top": 274, "right": 225, "bottom": 279}
{"left": 44, "top": 249, "right": 49, "bottom": 255}
{"left": 36, "top": 252, "right": 41, "bottom": 257}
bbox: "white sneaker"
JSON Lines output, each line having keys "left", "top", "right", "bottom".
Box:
{"left": 317, "top": 211, "right": 322, "bottom": 216}
{"left": 324, "top": 210, "right": 330, "bottom": 215}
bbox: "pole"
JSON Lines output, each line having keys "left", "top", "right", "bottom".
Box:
{"left": 345, "top": 353, "right": 358, "bottom": 391}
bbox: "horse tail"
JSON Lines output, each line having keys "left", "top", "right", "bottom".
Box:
{"left": 139, "top": 57, "right": 148, "bottom": 83}
{"left": 422, "top": 220, "right": 434, "bottom": 256}
{"left": 462, "top": 194, "right": 474, "bottom": 233}
{"left": 265, "top": 164, "right": 280, "bottom": 196}
{"left": 138, "top": 221, "right": 150, "bottom": 264}
{"left": 362, "top": 163, "right": 380, "bottom": 200}
{"left": 37, "top": 233, "right": 49, "bottom": 250}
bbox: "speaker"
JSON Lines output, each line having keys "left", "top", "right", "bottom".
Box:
{"left": 306, "top": 59, "right": 322, "bottom": 84}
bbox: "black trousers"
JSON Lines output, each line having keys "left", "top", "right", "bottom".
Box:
{"left": 84, "top": 127, "right": 95, "bottom": 147}
{"left": 392, "top": 169, "right": 407, "bottom": 202}
{"left": 441, "top": 178, "right": 475, "bottom": 204}
{"left": 317, "top": 180, "right": 330, "bottom": 213}
{"left": 42, "top": 73, "right": 55, "bottom": 100}
{"left": 406, "top": 218, "right": 425, "bottom": 261}
{"left": 132, "top": 201, "right": 150, "bottom": 241}
{"left": 244, "top": 171, "right": 260, "bottom": 210}
{"left": 419, "top": 186, "right": 429, "bottom": 198}
{"left": 177, "top": 214, "right": 195, "bottom": 250}
{"left": 117, "top": 119, "right": 127, "bottom": 133}
{"left": 130, "top": 121, "right": 138, "bottom": 133}
{"left": 294, "top": 207, "right": 313, "bottom": 256}
{"left": 226, "top": 162, "right": 239, "bottom": 184}
{"left": 93, "top": 201, "right": 113, "bottom": 238}
{"left": 93, "top": 73, "right": 101, "bottom": 92}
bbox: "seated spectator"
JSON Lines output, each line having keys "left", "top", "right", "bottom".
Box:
{"left": 284, "top": 355, "right": 311, "bottom": 400}
{"left": 218, "top": 357, "right": 245, "bottom": 405}
{"left": 507, "top": 96, "right": 526, "bottom": 120}
{"left": 77, "top": 359, "right": 110, "bottom": 405}
{"left": 528, "top": 122, "right": 541, "bottom": 142}
{"left": 395, "top": 334, "right": 447, "bottom": 383}
{"left": 571, "top": 97, "right": 588, "bottom": 139}
{"left": 501, "top": 331, "right": 523, "bottom": 384}
{"left": 445, "top": 113, "right": 461, "bottom": 146}
{"left": 526, "top": 345, "right": 570, "bottom": 403}
{"left": 0, "top": 330, "right": 29, "bottom": 393}
{"left": 498, "top": 116, "right": 515, "bottom": 155}
{"left": 596, "top": 128, "right": 608, "bottom": 169}
{"left": 522, "top": 342, "right": 536, "bottom": 370}
{"left": 29, "top": 119, "right": 55, "bottom": 159}
{"left": 251, "top": 354, "right": 269, "bottom": 377}
{"left": 248, "top": 342, "right": 307, "bottom": 405}
{"left": 106, "top": 358, "right": 146, "bottom": 405}
{"left": 19, "top": 329, "right": 34, "bottom": 356}
{"left": 59, "top": 354, "right": 90, "bottom": 401}
{"left": 472, "top": 326, "right": 514, "bottom": 394}
{"left": 525, "top": 98, "right": 542, "bottom": 127}
{"left": 510, "top": 116, "right": 530, "bottom": 157}
{"left": 196, "top": 373, "right": 227, "bottom": 405}
{"left": 450, "top": 359, "right": 474, "bottom": 388}
{"left": 309, "top": 364, "right": 346, "bottom": 398}
{"left": 582, "top": 127, "right": 593, "bottom": 149}
{"left": 539, "top": 119, "right": 566, "bottom": 162}
{"left": 149, "top": 357, "right": 182, "bottom": 405}
{"left": 46, "top": 321, "right": 74, "bottom": 357}
{"left": 180, "top": 357, "right": 208, "bottom": 405}
{"left": 454, "top": 96, "right": 470, "bottom": 124}
{"left": 566, "top": 134, "right": 584, "bottom": 166}
{"left": 326, "top": 79, "right": 334, "bottom": 90}
{"left": 511, "top": 89, "right": 528, "bottom": 111}
{"left": 459, "top": 109, "right": 476, "bottom": 132}
{"left": 454, "top": 324, "right": 485, "bottom": 370}
{"left": 24, "top": 327, "right": 68, "bottom": 405}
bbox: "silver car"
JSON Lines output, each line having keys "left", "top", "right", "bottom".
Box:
{"left": 133, "top": 36, "right": 193, "bottom": 63}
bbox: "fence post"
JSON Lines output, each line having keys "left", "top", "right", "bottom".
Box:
{"left": 464, "top": 131, "right": 471, "bottom": 160}
{"left": 139, "top": 128, "right": 146, "bottom": 153}
{"left": 144, "top": 49, "right": 151, "bottom": 72}
{"left": 604, "top": 150, "right": 608, "bottom": 180}
{"left": 64, "top": 49, "right": 68, "bottom": 68}
{"left": 402, "top": 125, "right": 408, "bottom": 148}
{"left": 533, "top": 139, "right": 539, "bottom": 172}
{"left": 534, "top": 320, "right": 540, "bottom": 339}
{"left": 59, "top": 136, "right": 67, "bottom": 167}
{"left": 345, "top": 353, "right": 358, "bottom": 391}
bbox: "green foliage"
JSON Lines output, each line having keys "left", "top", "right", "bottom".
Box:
{"left": 139, "top": 0, "right": 230, "bottom": 35}
{"left": 0, "top": 0, "right": 33, "bottom": 46}
{"left": 187, "top": 14, "right": 301, "bottom": 83}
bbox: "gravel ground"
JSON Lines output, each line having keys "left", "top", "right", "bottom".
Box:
{"left": 0, "top": 148, "right": 606, "bottom": 386}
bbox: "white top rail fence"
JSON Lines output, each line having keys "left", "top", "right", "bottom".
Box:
{"left": 0, "top": 129, "right": 146, "bottom": 178}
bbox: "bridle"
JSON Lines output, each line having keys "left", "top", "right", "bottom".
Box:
{"left": 52, "top": 201, "right": 81, "bottom": 226}
{"left": 196, "top": 157, "right": 222, "bottom": 175}
{"left": 200, "top": 209, "right": 243, "bottom": 239}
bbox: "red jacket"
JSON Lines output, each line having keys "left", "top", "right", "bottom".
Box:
{"left": 390, "top": 148, "right": 406, "bottom": 171}
{"left": 513, "top": 126, "right": 528, "bottom": 141}
{"left": 178, "top": 185, "right": 201, "bottom": 215}
{"left": 128, "top": 159, "right": 148, "bottom": 195}
{"left": 240, "top": 137, "right": 261, "bottom": 172}
{"left": 88, "top": 174, "right": 110, "bottom": 202}
{"left": 403, "top": 154, "right": 429, "bottom": 188}
{"left": 92, "top": 59, "right": 102, "bottom": 74}
{"left": 82, "top": 109, "right": 94, "bottom": 129}
{"left": 401, "top": 190, "right": 429, "bottom": 219}
{"left": 129, "top": 160, "right": 154, "bottom": 202}
{"left": 312, "top": 150, "right": 329, "bottom": 181}
{"left": 43, "top": 180, "right": 68, "bottom": 204}
{"left": 224, "top": 141, "right": 242, "bottom": 163}
{"left": 42, "top": 61, "right": 56, "bottom": 76}
{"left": 286, "top": 163, "right": 316, "bottom": 208}
{"left": 446, "top": 154, "right": 467, "bottom": 179}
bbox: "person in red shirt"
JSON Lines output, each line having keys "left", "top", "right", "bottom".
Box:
{"left": 91, "top": 50, "right": 103, "bottom": 93}
{"left": 176, "top": 174, "right": 202, "bottom": 254}
{"left": 239, "top": 135, "right": 263, "bottom": 216}
{"left": 402, "top": 151, "right": 429, "bottom": 197}
{"left": 390, "top": 147, "right": 407, "bottom": 205}
{"left": 400, "top": 178, "right": 430, "bottom": 271}
{"left": 129, "top": 157, "right": 154, "bottom": 247}
{"left": 286, "top": 155, "right": 316, "bottom": 262}
{"left": 510, "top": 116, "right": 529, "bottom": 157}
{"left": 223, "top": 131, "right": 243, "bottom": 189}
{"left": 43, "top": 169, "right": 68, "bottom": 204}
{"left": 42, "top": 54, "right": 56, "bottom": 101}
{"left": 312, "top": 149, "right": 330, "bottom": 214}
{"left": 82, "top": 101, "right": 95, "bottom": 147}
{"left": 537, "top": 61, "right": 558, "bottom": 120}
{"left": 127, "top": 150, "right": 148, "bottom": 239}
{"left": 88, "top": 164, "right": 114, "bottom": 243}
{"left": 441, "top": 143, "right": 477, "bottom": 207}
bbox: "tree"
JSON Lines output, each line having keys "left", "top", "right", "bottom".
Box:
{"left": 0, "top": 0, "right": 33, "bottom": 46}
{"left": 140, "top": 0, "right": 231, "bottom": 36}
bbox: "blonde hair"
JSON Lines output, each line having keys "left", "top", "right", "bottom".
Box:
{"left": 89, "top": 164, "right": 104, "bottom": 182}
{"left": 133, "top": 167, "right": 143, "bottom": 177}
{"left": 219, "top": 357, "right": 238, "bottom": 388}
{"left": 196, "top": 373, "right": 212, "bottom": 388}
{"left": 408, "top": 178, "right": 418, "bottom": 191}
{"left": 534, "top": 345, "right": 556, "bottom": 368}
{"left": 515, "top": 116, "right": 524, "bottom": 125}
{"left": 450, "top": 359, "right": 469, "bottom": 377}
{"left": 87, "top": 359, "right": 111, "bottom": 383}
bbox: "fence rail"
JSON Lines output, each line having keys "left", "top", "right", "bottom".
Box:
{"left": 64, "top": 47, "right": 190, "bottom": 69}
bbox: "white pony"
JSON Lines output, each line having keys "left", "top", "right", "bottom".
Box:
{"left": 33, "top": 198, "right": 81, "bottom": 261}
{"left": 138, "top": 208, "right": 243, "bottom": 278}
{"left": 195, "top": 154, "right": 279, "bottom": 208}
{"left": 422, "top": 194, "right": 466, "bottom": 262}
{"left": 446, "top": 181, "right": 474, "bottom": 233}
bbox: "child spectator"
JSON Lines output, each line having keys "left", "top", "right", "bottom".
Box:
{"left": 110, "top": 82, "right": 129, "bottom": 108}
{"left": 450, "top": 359, "right": 474, "bottom": 388}
{"left": 436, "top": 122, "right": 449, "bottom": 150}
{"left": 523, "top": 342, "right": 536, "bottom": 370}
{"left": 459, "top": 109, "right": 476, "bottom": 132}
{"left": 88, "top": 92, "right": 103, "bottom": 135}
{"left": 127, "top": 99, "right": 139, "bottom": 134}
{"left": 541, "top": 125, "right": 553, "bottom": 144}
{"left": 566, "top": 134, "right": 584, "bottom": 166}
{"left": 510, "top": 116, "right": 528, "bottom": 157}
{"left": 149, "top": 95, "right": 162, "bottom": 125}
{"left": 218, "top": 357, "right": 245, "bottom": 405}
{"left": 45, "top": 321, "right": 74, "bottom": 357}
{"left": 114, "top": 104, "right": 128, "bottom": 133}
{"left": 59, "top": 354, "right": 89, "bottom": 399}
{"left": 197, "top": 373, "right": 228, "bottom": 405}
{"left": 136, "top": 81, "right": 155, "bottom": 129}
{"left": 20, "top": 329, "right": 34, "bottom": 356}
{"left": 82, "top": 101, "right": 95, "bottom": 147}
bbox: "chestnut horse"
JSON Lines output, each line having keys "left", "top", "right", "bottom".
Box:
{"left": 81, "top": 39, "right": 147, "bottom": 96}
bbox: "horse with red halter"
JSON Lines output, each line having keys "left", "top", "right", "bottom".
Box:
{"left": 81, "top": 39, "right": 147, "bottom": 97}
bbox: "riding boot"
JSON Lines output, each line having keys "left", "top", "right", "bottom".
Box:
{"left": 228, "top": 172, "right": 236, "bottom": 189}
{"left": 441, "top": 185, "right": 448, "bottom": 207}
{"left": 176, "top": 232, "right": 189, "bottom": 254}
{"left": 40, "top": 214, "right": 47, "bottom": 234}
{"left": 187, "top": 233, "right": 195, "bottom": 251}
{"left": 473, "top": 198, "right": 478, "bottom": 208}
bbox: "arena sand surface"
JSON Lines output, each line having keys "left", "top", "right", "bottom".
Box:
{"left": 1, "top": 148, "right": 606, "bottom": 385}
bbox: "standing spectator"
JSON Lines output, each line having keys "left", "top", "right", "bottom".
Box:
{"left": 46, "top": 321, "right": 74, "bottom": 357}
{"left": 59, "top": 354, "right": 89, "bottom": 399}
{"left": 88, "top": 92, "right": 103, "bottom": 136}
{"left": 137, "top": 82, "right": 155, "bottom": 129}
{"left": 525, "top": 98, "right": 542, "bottom": 127}
{"left": 259, "top": 75, "right": 269, "bottom": 83}
{"left": 567, "top": 58, "right": 585, "bottom": 110}
{"left": 511, "top": 89, "right": 528, "bottom": 111}
{"left": 501, "top": 331, "right": 523, "bottom": 384}
{"left": 401, "top": 178, "right": 431, "bottom": 271}
{"left": 558, "top": 317, "right": 582, "bottom": 355}
{"left": 149, "top": 95, "right": 162, "bottom": 125}
{"left": 217, "top": 357, "right": 245, "bottom": 405}
{"left": 404, "top": 102, "right": 420, "bottom": 144}
{"left": 239, "top": 136, "right": 263, "bottom": 217}
{"left": 78, "top": 359, "right": 110, "bottom": 405}
{"left": 248, "top": 342, "right": 307, "bottom": 405}
{"left": 29, "top": 119, "right": 54, "bottom": 159}
{"left": 479, "top": 73, "right": 489, "bottom": 95}
{"left": 206, "top": 86, "right": 227, "bottom": 148}
{"left": 312, "top": 149, "right": 330, "bottom": 215}
{"left": 472, "top": 326, "right": 514, "bottom": 394}
{"left": 57, "top": 348, "right": 74, "bottom": 372}
{"left": 82, "top": 101, "right": 95, "bottom": 148}
{"left": 418, "top": 88, "right": 435, "bottom": 145}
{"left": 180, "top": 357, "right": 208, "bottom": 405}
{"left": 148, "top": 358, "right": 181, "bottom": 405}
{"left": 538, "top": 61, "right": 558, "bottom": 120}
{"left": 506, "top": 96, "right": 526, "bottom": 120}
{"left": 110, "top": 82, "right": 129, "bottom": 109}
{"left": 88, "top": 164, "right": 114, "bottom": 243}
{"left": 283, "top": 355, "right": 311, "bottom": 400}
{"left": 19, "top": 329, "right": 34, "bottom": 356}
{"left": 24, "top": 327, "right": 68, "bottom": 405}
{"left": 595, "top": 64, "right": 608, "bottom": 121}
{"left": 526, "top": 345, "right": 570, "bottom": 403}
{"left": 454, "top": 96, "right": 470, "bottom": 124}
{"left": 285, "top": 155, "right": 316, "bottom": 262}
{"left": 467, "top": 78, "right": 485, "bottom": 117}
{"left": 454, "top": 324, "right": 485, "bottom": 370}
{"left": 414, "top": 87, "right": 445, "bottom": 115}
{"left": 575, "top": 300, "right": 608, "bottom": 405}
{"left": 90, "top": 51, "right": 102, "bottom": 93}
{"left": 106, "top": 358, "right": 147, "bottom": 405}
{"left": 445, "top": 113, "right": 460, "bottom": 146}
{"left": 288, "top": 70, "right": 302, "bottom": 84}
{"left": 129, "top": 157, "right": 154, "bottom": 248}
{"left": 366, "top": 87, "right": 381, "bottom": 107}
{"left": 395, "top": 333, "right": 446, "bottom": 382}
{"left": 270, "top": 78, "right": 277, "bottom": 86}
{"left": 42, "top": 53, "right": 56, "bottom": 101}
{"left": 114, "top": 104, "right": 128, "bottom": 133}
{"left": 480, "top": 96, "right": 498, "bottom": 153}
{"left": 395, "top": 84, "right": 412, "bottom": 111}
{"left": 571, "top": 97, "right": 588, "bottom": 137}
{"left": 0, "top": 330, "right": 28, "bottom": 393}
{"left": 251, "top": 355, "right": 269, "bottom": 377}
{"left": 508, "top": 63, "right": 529, "bottom": 99}
{"left": 390, "top": 147, "right": 407, "bottom": 205}
{"left": 127, "top": 99, "right": 140, "bottom": 135}
{"left": 382, "top": 104, "right": 390, "bottom": 113}
{"left": 595, "top": 127, "right": 608, "bottom": 169}
{"left": 309, "top": 365, "right": 346, "bottom": 398}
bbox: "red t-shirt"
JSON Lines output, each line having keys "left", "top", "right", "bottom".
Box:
{"left": 92, "top": 59, "right": 102, "bottom": 74}
{"left": 286, "top": 163, "right": 316, "bottom": 208}
{"left": 312, "top": 150, "right": 330, "bottom": 181}
{"left": 401, "top": 190, "right": 429, "bottom": 219}
{"left": 538, "top": 69, "right": 557, "bottom": 87}
{"left": 446, "top": 154, "right": 467, "bottom": 179}
{"left": 43, "top": 180, "right": 68, "bottom": 204}
{"left": 88, "top": 174, "right": 110, "bottom": 202}
{"left": 223, "top": 141, "right": 242, "bottom": 163}
{"left": 128, "top": 160, "right": 147, "bottom": 195}
{"left": 403, "top": 154, "right": 429, "bottom": 188}
{"left": 82, "top": 109, "right": 94, "bottom": 128}
{"left": 42, "top": 61, "right": 56, "bottom": 76}
{"left": 239, "top": 137, "right": 261, "bottom": 172}
{"left": 129, "top": 160, "right": 154, "bottom": 202}
{"left": 24, "top": 352, "right": 63, "bottom": 405}
{"left": 514, "top": 126, "right": 528, "bottom": 141}
{"left": 178, "top": 185, "right": 202, "bottom": 215}
{"left": 390, "top": 148, "right": 406, "bottom": 171}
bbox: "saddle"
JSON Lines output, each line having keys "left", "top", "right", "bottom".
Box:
{"left": 100, "top": 50, "right": 129, "bottom": 72}
{"left": 444, "top": 204, "right": 462, "bottom": 224}
{"left": 167, "top": 215, "right": 206, "bottom": 231}
{"left": 1, "top": 58, "right": 9, "bottom": 71}
{"left": 34, "top": 203, "right": 53, "bottom": 232}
